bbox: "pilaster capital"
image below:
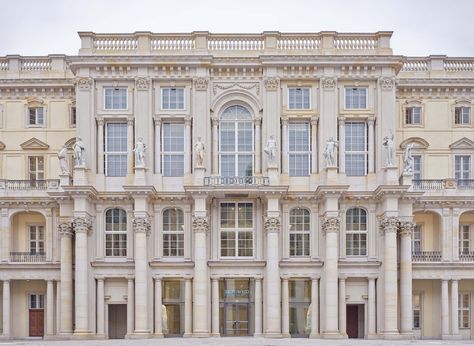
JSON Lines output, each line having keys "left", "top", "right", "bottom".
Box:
{"left": 72, "top": 217, "right": 92, "bottom": 235}
{"left": 263, "top": 77, "right": 279, "bottom": 91}
{"left": 310, "top": 275, "right": 320, "bottom": 281}
{"left": 367, "top": 116, "right": 375, "bottom": 126}
{"left": 153, "top": 275, "right": 163, "bottom": 281}
{"left": 339, "top": 274, "right": 348, "bottom": 280}
{"left": 192, "top": 216, "right": 209, "bottom": 234}
{"left": 184, "top": 116, "right": 192, "bottom": 126}
{"left": 153, "top": 115, "right": 162, "bottom": 126}
{"left": 399, "top": 221, "right": 416, "bottom": 237}
{"left": 310, "top": 116, "right": 318, "bottom": 126}
{"left": 211, "top": 116, "right": 219, "bottom": 126}
{"left": 76, "top": 77, "right": 93, "bottom": 91}
{"left": 58, "top": 222, "right": 73, "bottom": 238}
{"left": 321, "top": 217, "right": 340, "bottom": 235}
{"left": 367, "top": 275, "right": 378, "bottom": 281}
{"left": 254, "top": 114, "right": 262, "bottom": 125}
{"left": 280, "top": 116, "right": 289, "bottom": 125}
{"left": 193, "top": 77, "right": 209, "bottom": 91}
{"left": 210, "top": 275, "right": 220, "bottom": 281}
{"left": 127, "top": 117, "right": 134, "bottom": 126}
{"left": 135, "top": 77, "right": 150, "bottom": 91}
{"left": 379, "top": 216, "right": 400, "bottom": 234}
{"left": 132, "top": 217, "right": 151, "bottom": 236}
{"left": 126, "top": 275, "right": 135, "bottom": 282}
{"left": 264, "top": 216, "right": 280, "bottom": 233}
{"left": 321, "top": 77, "right": 337, "bottom": 90}
{"left": 96, "top": 275, "right": 105, "bottom": 281}
{"left": 379, "top": 76, "right": 395, "bottom": 90}
{"left": 338, "top": 116, "right": 346, "bottom": 125}
{"left": 96, "top": 117, "right": 105, "bottom": 126}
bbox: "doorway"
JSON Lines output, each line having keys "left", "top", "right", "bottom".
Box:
{"left": 28, "top": 294, "right": 44, "bottom": 337}
{"left": 346, "top": 304, "right": 364, "bottom": 338}
{"left": 108, "top": 304, "right": 127, "bottom": 339}
{"left": 224, "top": 303, "right": 249, "bottom": 336}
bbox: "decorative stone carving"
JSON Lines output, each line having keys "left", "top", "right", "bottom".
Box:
{"left": 403, "top": 143, "right": 414, "bottom": 175}
{"left": 133, "top": 137, "right": 146, "bottom": 167}
{"left": 399, "top": 221, "right": 415, "bottom": 236}
{"left": 264, "top": 77, "right": 279, "bottom": 91}
{"left": 192, "top": 216, "right": 209, "bottom": 233}
{"left": 58, "top": 222, "right": 73, "bottom": 237}
{"left": 132, "top": 217, "right": 151, "bottom": 235}
{"left": 264, "top": 135, "right": 278, "bottom": 167}
{"left": 194, "top": 77, "right": 209, "bottom": 91}
{"left": 382, "top": 132, "right": 395, "bottom": 166}
{"left": 76, "top": 77, "right": 93, "bottom": 90}
{"left": 213, "top": 82, "right": 260, "bottom": 95}
{"left": 380, "top": 77, "right": 394, "bottom": 90}
{"left": 321, "top": 77, "right": 336, "bottom": 89}
{"left": 324, "top": 137, "right": 338, "bottom": 167}
{"left": 72, "top": 217, "right": 92, "bottom": 234}
{"left": 135, "top": 77, "right": 150, "bottom": 90}
{"left": 73, "top": 136, "right": 86, "bottom": 167}
{"left": 57, "top": 145, "right": 69, "bottom": 174}
{"left": 264, "top": 216, "right": 280, "bottom": 233}
{"left": 194, "top": 137, "right": 205, "bottom": 167}
{"left": 322, "top": 217, "right": 340, "bottom": 235}
{"left": 379, "top": 217, "right": 400, "bottom": 234}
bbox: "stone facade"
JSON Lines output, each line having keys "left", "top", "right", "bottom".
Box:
{"left": 0, "top": 31, "right": 473, "bottom": 340}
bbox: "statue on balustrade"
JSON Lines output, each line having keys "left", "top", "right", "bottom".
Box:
{"left": 72, "top": 136, "right": 86, "bottom": 167}
{"left": 264, "top": 135, "right": 278, "bottom": 167}
{"left": 383, "top": 132, "right": 395, "bottom": 166}
{"left": 133, "top": 137, "right": 146, "bottom": 167}
{"left": 403, "top": 142, "right": 415, "bottom": 175}
{"left": 324, "top": 137, "right": 338, "bottom": 167}
{"left": 194, "top": 137, "right": 205, "bottom": 167}
{"left": 57, "top": 144, "right": 69, "bottom": 174}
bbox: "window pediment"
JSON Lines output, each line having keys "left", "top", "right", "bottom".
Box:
{"left": 20, "top": 137, "right": 49, "bottom": 150}
{"left": 399, "top": 137, "right": 429, "bottom": 150}
{"left": 449, "top": 137, "right": 474, "bottom": 150}
{"left": 26, "top": 97, "right": 44, "bottom": 107}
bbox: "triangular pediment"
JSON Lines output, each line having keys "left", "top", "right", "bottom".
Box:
{"left": 400, "top": 137, "right": 429, "bottom": 150}
{"left": 20, "top": 137, "right": 49, "bottom": 150}
{"left": 0, "top": 141, "right": 5, "bottom": 150}
{"left": 450, "top": 137, "right": 474, "bottom": 150}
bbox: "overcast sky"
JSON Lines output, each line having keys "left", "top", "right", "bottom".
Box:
{"left": 1, "top": 0, "right": 473, "bottom": 57}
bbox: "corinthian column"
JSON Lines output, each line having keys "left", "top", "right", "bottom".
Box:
{"left": 58, "top": 222, "right": 73, "bottom": 334}
{"left": 132, "top": 217, "right": 151, "bottom": 335}
{"left": 321, "top": 217, "right": 340, "bottom": 338}
{"left": 72, "top": 217, "right": 92, "bottom": 336}
{"left": 380, "top": 217, "right": 399, "bottom": 337}
{"left": 264, "top": 216, "right": 281, "bottom": 337}
{"left": 192, "top": 216, "right": 209, "bottom": 336}
{"left": 399, "top": 221, "right": 414, "bottom": 337}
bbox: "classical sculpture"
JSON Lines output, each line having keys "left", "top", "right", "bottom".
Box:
{"left": 133, "top": 137, "right": 146, "bottom": 167}
{"left": 162, "top": 304, "right": 168, "bottom": 334}
{"left": 194, "top": 137, "right": 205, "bottom": 167}
{"left": 403, "top": 142, "right": 415, "bottom": 174}
{"left": 324, "top": 137, "right": 338, "bottom": 167}
{"left": 72, "top": 136, "right": 86, "bottom": 167}
{"left": 383, "top": 132, "right": 395, "bottom": 166}
{"left": 57, "top": 144, "right": 69, "bottom": 174}
{"left": 264, "top": 135, "right": 278, "bottom": 167}
{"left": 305, "top": 303, "right": 312, "bottom": 334}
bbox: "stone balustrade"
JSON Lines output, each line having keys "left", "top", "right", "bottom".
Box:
{"left": 400, "top": 56, "right": 474, "bottom": 77}
{"left": 0, "top": 179, "right": 60, "bottom": 191}
{"left": 412, "top": 179, "right": 474, "bottom": 191}
{"left": 412, "top": 250, "right": 442, "bottom": 262}
{"left": 0, "top": 55, "right": 70, "bottom": 79}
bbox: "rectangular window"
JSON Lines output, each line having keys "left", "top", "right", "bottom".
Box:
{"left": 345, "top": 122, "right": 368, "bottom": 176}
{"left": 455, "top": 155, "right": 471, "bottom": 183}
{"left": 413, "top": 224, "right": 422, "bottom": 253}
{"left": 162, "top": 88, "right": 185, "bottom": 110}
{"left": 28, "top": 156, "right": 44, "bottom": 180}
{"left": 288, "top": 122, "right": 310, "bottom": 176}
{"left": 70, "top": 107, "right": 76, "bottom": 126}
{"left": 28, "top": 107, "right": 44, "bottom": 126}
{"left": 345, "top": 87, "right": 367, "bottom": 109}
{"left": 288, "top": 88, "right": 310, "bottom": 110}
{"left": 413, "top": 155, "right": 422, "bottom": 180}
{"left": 162, "top": 123, "right": 185, "bottom": 177}
{"left": 105, "top": 123, "right": 128, "bottom": 177}
{"left": 220, "top": 202, "right": 253, "bottom": 257}
{"left": 29, "top": 225, "right": 44, "bottom": 254}
{"left": 29, "top": 294, "right": 44, "bottom": 309}
{"left": 105, "top": 209, "right": 127, "bottom": 257}
{"left": 104, "top": 87, "right": 127, "bottom": 110}
{"left": 289, "top": 280, "right": 311, "bottom": 337}
{"left": 459, "top": 293, "right": 470, "bottom": 329}
{"left": 455, "top": 107, "right": 471, "bottom": 125}
{"left": 460, "top": 225, "right": 470, "bottom": 255}
{"left": 405, "top": 107, "right": 422, "bottom": 125}
{"left": 413, "top": 293, "right": 422, "bottom": 330}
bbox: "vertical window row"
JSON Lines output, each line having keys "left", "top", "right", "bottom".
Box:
{"left": 288, "top": 123, "right": 310, "bottom": 176}
{"left": 220, "top": 202, "right": 253, "bottom": 257}
{"left": 162, "top": 123, "right": 185, "bottom": 177}
{"left": 345, "top": 208, "right": 367, "bottom": 256}
{"left": 162, "top": 208, "right": 184, "bottom": 257}
{"left": 289, "top": 208, "right": 310, "bottom": 257}
{"left": 105, "top": 208, "right": 127, "bottom": 257}
{"left": 345, "top": 122, "right": 368, "bottom": 176}
{"left": 105, "top": 123, "right": 128, "bottom": 177}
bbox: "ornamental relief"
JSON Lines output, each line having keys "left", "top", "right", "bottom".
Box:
{"left": 264, "top": 216, "right": 280, "bottom": 233}
{"left": 58, "top": 222, "right": 73, "bottom": 237}
{"left": 135, "top": 77, "right": 150, "bottom": 90}
{"left": 379, "top": 77, "right": 395, "bottom": 90}
{"left": 399, "top": 221, "right": 415, "bottom": 236}
{"left": 192, "top": 216, "right": 209, "bottom": 233}
{"left": 194, "top": 77, "right": 209, "bottom": 91}
{"left": 322, "top": 217, "right": 340, "bottom": 234}
{"left": 212, "top": 82, "right": 260, "bottom": 95}
{"left": 76, "top": 77, "right": 93, "bottom": 90}
{"left": 72, "top": 217, "right": 93, "bottom": 234}
{"left": 379, "top": 216, "right": 400, "bottom": 234}
{"left": 321, "top": 77, "right": 336, "bottom": 89}
{"left": 132, "top": 217, "right": 151, "bottom": 235}
{"left": 263, "top": 77, "right": 279, "bottom": 91}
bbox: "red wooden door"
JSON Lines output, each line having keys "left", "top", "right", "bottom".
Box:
{"left": 29, "top": 309, "right": 44, "bottom": 337}
{"left": 346, "top": 305, "right": 358, "bottom": 338}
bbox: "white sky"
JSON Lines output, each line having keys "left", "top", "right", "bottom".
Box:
{"left": 0, "top": 0, "right": 473, "bottom": 57}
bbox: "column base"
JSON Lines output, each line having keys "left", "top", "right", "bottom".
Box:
{"left": 192, "top": 332, "right": 210, "bottom": 337}
{"left": 183, "top": 332, "right": 193, "bottom": 338}
{"left": 253, "top": 333, "right": 263, "bottom": 337}
{"left": 309, "top": 333, "right": 320, "bottom": 339}
{"left": 400, "top": 331, "right": 415, "bottom": 339}
{"left": 126, "top": 331, "right": 152, "bottom": 339}
{"left": 442, "top": 334, "right": 463, "bottom": 340}
{"left": 72, "top": 331, "right": 94, "bottom": 339}
{"left": 264, "top": 332, "right": 283, "bottom": 338}
{"left": 321, "top": 331, "right": 345, "bottom": 339}
{"left": 153, "top": 333, "right": 164, "bottom": 338}
{"left": 210, "top": 332, "right": 220, "bottom": 337}
{"left": 0, "top": 335, "right": 10, "bottom": 340}
{"left": 381, "top": 331, "right": 401, "bottom": 339}
{"left": 367, "top": 333, "right": 378, "bottom": 339}
{"left": 281, "top": 333, "right": 291, "bottom": 338}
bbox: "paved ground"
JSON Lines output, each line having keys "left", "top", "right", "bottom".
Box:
{"left": 0, "top": 338, "right": 473, "bottom": 346}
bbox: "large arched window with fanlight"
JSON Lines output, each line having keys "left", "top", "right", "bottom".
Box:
{"left": 219, "top": 105, "right": 254, "bottom": 177}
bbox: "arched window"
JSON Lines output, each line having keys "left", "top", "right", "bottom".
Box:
{"left": 163, "top": 208, "right": 184, "bottom": 257}
{"left": 105, "top": 208, "right": 127, "bottom": 256}
{"left": 346, "top": 208, "right": 367, "bottom": 256}
{"left": 219, "top": 105, "right": 254, "bottom": 177}
{"left": 289, "top": 208, "right": 310, "bottom": 257}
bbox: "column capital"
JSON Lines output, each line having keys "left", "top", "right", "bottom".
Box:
{"left": 379, "top": 216, "right": 400, "bottom": 235}
{"left": 192, "top": 215, "right": 209, "bottom": 234}
{"left": 95, "top": 276, "right": 105, "bottom": 281}
{"left": 76, "top": 77, "right": 93, "bottom": 91}
{"left": 321, "top": 217, "right": 340, "bottom": 235}
{"left": 193, "top": 77, "right": 209, "bottom": 91}
{"left": 321, "top": 77, "right": 337, "bottom": 89}
{"left": 72, "top": 217, "right": 92, "bottom": 235}
{"left": 154, "top": 275, "right": 163, "bottom": 281}
{"left": 135, "top": 77, "right": 150, "bottom": 91}
{"left": 184, "top": 116, "right": 192, "bottom": 126}
{"left": 339, "top": 274, "right": 348, "bottom": 280}
{"left": 153, "top": 115, "right": 162, "bottom": 126}
{"left": 367, "top": 116, "right": 375, "bottom": 125}
{"left": 58, "top": 222, "right": 73, "bottom": 237}
{"left": 211, "top": 116, "right": 219, "bottom": 126}
{"left": 367, "top": 275, "right": 378, "bottom": 280}
{"left": 126, "top": 275, "right": 135, "bottom": 281}
{"left": 127, "top": 117, "right": 134, "bottom": 126}
{"left": 264, "top": 216, "right": 280, "bottom": 234}
{"left": 254, "top": 114, "right": 262, "bottom": 125}
{"left": 210, "top": 275, "right": 220, "bottom": 281}
{"left": 310, "top": 275, "right": 320, "bottom": 281}
{"left": 338, "top": 115, "right": 346, "bottom": 125}
{"left": 399, "top": 221, "right": 415, "bottom": 236}
{"left": 280, "top": 115, "right": 289, "bottom": 125}
{"left": 132, "top": 217, "right": 151, "bottom": 236}
{"left": 264, "top": 77, "right": 280, "bottom": 91}
{"left": 310, "top": 116, "right": 318, "bottom": 126}
{"left": 441, "top": 278, "right": 450, "bottom": 283}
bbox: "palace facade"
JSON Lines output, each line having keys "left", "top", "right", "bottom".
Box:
{"left": 0, "top": 31, "right": 473, "bottom": 340}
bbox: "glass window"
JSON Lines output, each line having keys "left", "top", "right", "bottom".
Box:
{"left": 219, "top": 106, "right": 254, "bottom": 177}
{"left": 346, "top": 208, "right": 367, "bottom": 256}
{"left": 162, "top": 123, "right": 185, "bottom": 177}
{"left": 413, "top": 155, "right": 422, "bottom": 180}
{"left": 455, "top": 107, "right": 471, "bottom": 125}
{"left": 105, "top": 123, "right": 128, "bottom": 177}
{"left": 28, "top": 107, "right": 44, "bottom": 126}
{"left": 220, "top": 202, "right": 253, "bottom": 257}
{"left": 405, "top": 107, "right": 422, "bottom": 125}
{"left": 345, "top": 87, "right": 367, "bottom": 109}
{"left": 460, "top": 225, "right": 470, "bottom": 255}
{"left": 163, "top": 208, "right": 184, "bottom": 257}
{"left": 104, "top": 87, "right": 127, "bottom": 110}
{"left": 459, "top": 293, "right": 470, "bottom": 329}
{"left": 413, "top": 224, "right": 422, "bottom": 254}
{"left": 288, "top": 88, "right": 310, "bottom": 110}
{"left": 289, "top": 208, "right": 310, "bottom": 257}
{"left": 345, "top": 122, "right": 368, "bottom": 176}
{"left": 105, "top": 208, "right": 127, "bottom": 256}
{"left": 29, "top": 225, "right": 44, "bottom": 254}
{"left": 29, "top": 294, "right": 44, "bottom": 309}
{"left": 70, "top": 107, "right": 76, "bottom": 126}
{"left": 162, "top": 281, "right": 185, "bottom": 336}
{"left": 288, "top": 123, "right": 310, "bottom": 176}
{"left": 162, "top": 88, "right": 185, "bottom": 110}
{"left": 455, "top": 155, "right": 471, "bottom": 183}
{"left": 289, "top": 280, "right": 311, "bottom": 337}
{"left": 413, "top": 293, "right": 422, "bottom": 329}
{"left": 29, "top": 156, "right": 44, "bottom": 181}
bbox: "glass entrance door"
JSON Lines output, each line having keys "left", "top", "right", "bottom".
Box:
{"left": 224, "top": 303, "right": 249, "bottom": 336}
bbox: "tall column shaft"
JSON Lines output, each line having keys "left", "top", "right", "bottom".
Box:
{"left": 97, "top": 118, "right": 104, "bottom": 174}
{"left": 338, "top": 118, "right": 345, "bottom": 173}
{"left": 322, "top": 218, "right": 339, "bottom": 336}
{"left": 451, "top": 279, "right": 459, "bottom": 336}
{"left": 211, "top": 278, "right": 219, "bottom": 336}
{"left": 264, "top": 216, "right": 281, "bottom": 337}
{"left": 133, "top": 218, "right": 150, "bottom": 334}
{"left": 281, "top": 118, "right": 288, "bottom": 174}
{"left": 400, "top": 222, "right": 414, "bottom": 335}
{"left": 184, "top": 278, "right": 192, "bottom": 336}
{"left": 441, "top": 279, "right": 449, "bottom": 336}
{"left": 381, "top": 217, "right": 398, "bottom": 335}
{"left": 97, "top": 278, "right": 105, "bottom": 335}
{"left": 2, "top": 280, "right": 10, "bottom": 338}
{"left": 154, "top": 277, "right": 163, "bottom": 336}
{"left": 338, "top": 277, "right": 346, "bottom": 336}
{"left": 281, "top": 278, "right": 290, "bottom": 337}
{"left": 368, "top": 277, "right": 376, "bottom": 337}
{"left": 254, "top": 278, "right": 262, "bottom": 336}
{"left": 154, "top": 118, "right": 161, "bottom": 174}
{"left": 127, "top": 278, "right": 134, "bottom": 335}
{"left": 58, "top": 224, "right": 73, "bottom": 334}
{"left": 192, "top": 216, "right": 209, "bottom": 336}
{"left": 311, "top": 118, "right": 318, "bottom": 173}
{"left": 309, "top": 278, "right": 319, "bottom": 338}
{"left": 46, "top": 280, "right": 54, "bottom": 336}
{"left": 211, "top": 118, "right": 218, "bottom": 175}
{"left": 185, "top": 118, "right": 192, "bottom": 174}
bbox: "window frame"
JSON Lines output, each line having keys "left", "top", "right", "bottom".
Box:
{"left": 288, "top": 87, "right": 311, "bottom": 110}
{"left": 345, "top": 121, "right": 368, "bottom": 176}
{"left": 288, "top": 207, "right": 310, "bottom": 257}
{"left": 104, "top": 122, "right": 128, "bottom": 177}
{"left": 70, "top": 105, "right": 77, "bottom": 127}
{"left": 288, "top": 122, "right": 311, "bottom": 177}
{"left": 412, "top": 224, "right": 423, "bottom": 254}
{"left": 219, "top": 201, "right": 254, "bottom": 259}
{"left": 344, "top": 87, "right": 368, "bottom": 110}
{"left": 28, "top": 294, "right": 44, "bottom": 309}
{"left": 28, "top": 224, "right": 45, "bottom": 254}
{"left": 27, "top": 107, "right": 45, "bottom": 127}
{"left": 405, "top": 106, "right": 423, "bottom": 126}
{"left": 454, "top": 155, "right": 472, "bottom": 186}
{"left": 345, "top": 207, "right": 368, "bottom": 256}
{"left": 413, "top": 292, "right": 422, "bottom": 330}
{"left": 103, "top": 87, "right": 128, "bottom": 111}
{"left": 162, "top": 208, "right": 185, "bottom": 257}
{"left": 161, "top": 87, "right": 186, "bottom": 111}
{"left": 455, "top": 106, "right": 471, "bottom": 126}
{"left": 104, "top": 208, "right": 127, "bottom": 257}
{"left": 161, "top": 122, "right": 185, "bottom": 177}
{"left": 459, "top": 292, "right": 471, "bottom": 329}
{"left": 28, "top": 156, "right": 45, "bottom": 181}
{"left": 460, "top": 224, "right": 471, "bottom": 254}
{"left": 413, "top": 155, "right": 422, "bottom": 180}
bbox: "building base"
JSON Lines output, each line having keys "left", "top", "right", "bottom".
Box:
{"left": 321, "top": 331, "right": 345, "bottom": 339}
{"left": 71, "top": 331, "right": 94, "bottom": 339}
{"left": 126, "top": 331, "right": 153, "bottom": 339}
{"left": 442, "top": 334, "right": 463, "bottom": 340}
{"left": 382, "top": 331, "right": 401, "bottom": 339}
{"left": 309, "top": 333, "right": 320, "bottom": 339}
{"left": 400, "top": 331, "right": 415, "bottom": 339}
{"left": 264, "top": 332, "right": 283, "bottom": 338}
{"left": 192, "top": 331, "right": 210, "bottom": 337}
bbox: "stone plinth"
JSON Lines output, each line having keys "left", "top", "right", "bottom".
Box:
{"left": 383, "top": 166, "right": 398, "bottom": 185}
{"left": 73, "top": 166, "right": 87, "bottom": 185}
{"left": 268, "top": 166, "right": 279, "bottom": 185}
{"left": 323, "top": 166, "right": 338, "bottom": 185}
{"left": 194, "top": 166, "right": 205, "bottom": 185}
{"left": 400, "top": 173, "right": 413, "bottom": 186}
{"left": 134, "top": 166, "right": 146, "bottom": 185}
{"left": 59, "top": 173, "right": 71, "bottom": 186}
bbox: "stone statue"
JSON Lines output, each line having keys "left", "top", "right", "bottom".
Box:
{"left": 324, "top": 137, "right": 338, "bottom": 167}
{"left": 133, "top": 137, "right": 146, "bottom": 167}
{"left": 264, "top": 135, "right": 278, "bottom": 167}
{"left": 72, "top": 136, "right": 86, "bottom": 167}
{"left": 305, "top": 303, "right": 312, "bottom": 334}
{"left": 383, "top": 132, "right": 395, "bottom": 166}
{"left": 194, "top": 137, "right": 205, "bottom": 167}
{"left": 57, "top": 145, "right": 69, "bottom": 174}
{"left": 403, "top": 143, "right": 415, "bottom": 175}
{"left": 162, "top": 304, "right": 168, "bottom": 334}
